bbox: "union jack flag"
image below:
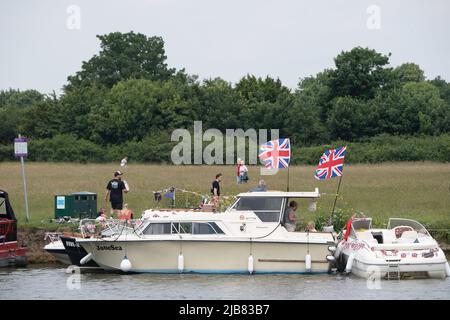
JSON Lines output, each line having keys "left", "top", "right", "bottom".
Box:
{"left": 259, "top": 138, "right": 291, "bottom": 169}
{"left": 314, "top": 146, "right": 347, "bottom": 180}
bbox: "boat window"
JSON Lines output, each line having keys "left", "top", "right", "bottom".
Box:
{"left": 192, "top": 223, "right": 213, "bottom": 234}
{"left": 143, "top": 223, "right": 171, "bottom": 235}
{"left": 209, "top": 222, "right": 225, "bottom": 234}
{"left": 254, "top": 212, "right": 280, "bottom": 222}
{"left": 233, "top": 197, "right": 283, "bottom": 211}
{"left": 0, "top": 199, "right": 6, "bottom": 217}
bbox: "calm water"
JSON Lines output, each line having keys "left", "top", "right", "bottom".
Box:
{"left": 1, "top": 265, "right": 449, "bottom": 300}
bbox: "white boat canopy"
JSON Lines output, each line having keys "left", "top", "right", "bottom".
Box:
{"left": 237, "top": 188, "right": 320, "bottom": 199}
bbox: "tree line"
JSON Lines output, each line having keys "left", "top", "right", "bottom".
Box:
{"left": 1, "top": 31, "right": 450, "bottom": 163}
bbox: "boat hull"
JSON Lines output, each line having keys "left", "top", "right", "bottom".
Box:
{"left": 79, "top": 239, "right": 333, "bottom": 274}
{"left": 0, "top": 241, "right": 27, "bottom": 268}
{"left": 60, "top": 236, "right": 99, "bottom": 267}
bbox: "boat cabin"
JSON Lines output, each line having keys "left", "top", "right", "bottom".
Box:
{"left": 0, "top": 190, "right": 18, "bottom": 243}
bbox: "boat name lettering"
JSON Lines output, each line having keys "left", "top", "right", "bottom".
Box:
{"left": 65, "top": 241, "right": 80, "bottom": 248}
{"left": 96, "top": 244, "right": 123, "bottom": 251}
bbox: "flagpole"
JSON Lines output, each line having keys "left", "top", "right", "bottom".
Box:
{"left": 330, "top": 175, "right": 343, "bottom": 218}
{"left": 287, "top": 166, "right": 290, "bottom": 192}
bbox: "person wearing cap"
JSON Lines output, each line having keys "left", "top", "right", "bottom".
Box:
{"left": 105, "top": 171, "right": 129, "bottom": 217}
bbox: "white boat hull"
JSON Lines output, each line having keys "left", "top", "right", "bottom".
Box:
{"left": 340, "top": 252, "right": 448, "bottom": 279}
{"left": 79, "top": 238, "right": 333, "bottom": 274}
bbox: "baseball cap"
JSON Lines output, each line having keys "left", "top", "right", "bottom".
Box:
{"left": 114, "top": 171, "right": 123, "bottom": 177}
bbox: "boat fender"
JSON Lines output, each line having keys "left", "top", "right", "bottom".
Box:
{"left": 305, "top": 254, "right": 312, "bottom": 272}
{"left": 345, "top": 253, "right": 354, "bottom": 273}
{"left": 248, "top": 254, "right": 254, "bottom": 274}
{"left": 79, "top": 253, "right": 92, "bottom": 265}
{"left": 334, "top": 243, "right": 343, "bottom": 259}
{"left": 445, "top": 262, "right": 450, "bottom": 277}
{"left": 178, "top": 254, "right": 184, "bottom": 273}
{"left": 120, "top": 256, "right": 132, "bottom": 272}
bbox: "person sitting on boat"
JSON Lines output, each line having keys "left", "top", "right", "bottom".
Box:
{"left": 118, "top": 203, "right": 133, "bottom": 221}
{"left": 283, "top": 201, "right": 299, "bottom": 232}
{"left": 305, "top": 221, "right": 317, "bottom": 232}
{"left": 95, "top": 208, "right": 107, "bottom": 222}
{"left": 249, "top": 180, "right": 266, "bottom": 192}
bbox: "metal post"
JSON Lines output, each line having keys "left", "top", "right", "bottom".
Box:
{"left": 330, "top": 175, "right": 343, "bottom": 219}
{"left": 18, "top": 134, "right": 30, "bottom": 222}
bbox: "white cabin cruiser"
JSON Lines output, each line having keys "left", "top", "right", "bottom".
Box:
{"left": 77, "top": 189, "right": 336, "bottom": 274}
{"left": 335, "top": 218, "right": 450, "bottom": 279}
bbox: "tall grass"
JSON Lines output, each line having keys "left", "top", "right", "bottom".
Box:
{"left": 1, "top": 162, "right": 449, "bottom": 230}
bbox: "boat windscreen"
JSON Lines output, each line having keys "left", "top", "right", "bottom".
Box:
{"left": 233, "top": 197, "right": 283, "bottom": 211}
{"left": 387, "top": 218, "right": 429, "bottom": 236}
{"left": 352, "top": 218, "right": 372, "bottom": 231}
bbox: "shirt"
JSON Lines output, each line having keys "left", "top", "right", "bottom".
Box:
{"left": 283, "top": 207, "right": 296, "bottom": 224}
{"left": 107, "top": 179, "right": 126, "bottom": 203}
{"left": 211, "top": 180, "right": 220, "bottom": 196}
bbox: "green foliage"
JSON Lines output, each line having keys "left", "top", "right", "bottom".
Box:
{"left": 66, "top": 31, "right": 176, "bottom": 90}
{"left": 1, "top": 32, "right": 450, "bottom": 163}
{"left": 329, "top": 47, "right": 392, "bottom": 100}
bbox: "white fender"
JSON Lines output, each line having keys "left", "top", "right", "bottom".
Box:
{"left": 248, "top": 254, "right": 254, "bottom": 274}
{"left": 445, "top": 261, "right": 450, "bottom": 277}
{"left": 178, "top": 253, "right": 184, "bottom": 273}
{"left": 334, "top": 243, "right": 343, "bottom": 259}
{"left": 79, "top": 253, "right": 92, "bottom": 265}
{"left": 120, "top": 256, "right": 132, "bottom": 272}
{"left": 305, "top": 254, "right": 312, "bottom": 272}
{"left": 345, "top": 253, "right": 355, "bottom": 273}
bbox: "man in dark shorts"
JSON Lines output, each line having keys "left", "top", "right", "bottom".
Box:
{"left": 105, "top": 171, "right": 129, "bottom": 216}
{"left": 211, "top": 173, "right": 222, "bottom": 210}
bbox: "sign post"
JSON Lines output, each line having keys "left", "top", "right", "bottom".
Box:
{"left": 14, "top": 135, "right": 29, "bottom": 222}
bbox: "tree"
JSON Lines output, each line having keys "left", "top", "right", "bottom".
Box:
{"left": 235, "top": 75, "right": 291, "bottom": 103}
{"left": 0, "top": 89, "right": 44, "bottom": 109}
{"left": 393, "top": 63, "right": 425, "bottom": 84}
{"left": 65, "top": 31, "right": 176, "bottom": 90}
{"left": 327, "top": 96, "right": 371, "bottom": 140}
{"left": 330, "top": 47, "right": 392, "bottom": 100}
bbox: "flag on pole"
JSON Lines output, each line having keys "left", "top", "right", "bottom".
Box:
{"left": 258, "top": 138, "right": 291, "bottom": 169}
{"left": 314, "top": 146, "right": 347, "bottom": 180}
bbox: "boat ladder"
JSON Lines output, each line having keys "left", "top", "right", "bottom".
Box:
{"left": 386, "top": 260, "right": 401, "bottom": 280}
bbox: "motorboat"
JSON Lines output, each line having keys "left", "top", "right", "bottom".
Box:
{"left": 77, "top": 189, "right": 337, "bottom": 274}
{"left": 0, "top": 190, "right": 27, "bottom": 267}
{"left": 335, "top": 218, "right": 450, "bottom": 279}
{"left": 43, "top": 233, "right": 71, "bottom": 265}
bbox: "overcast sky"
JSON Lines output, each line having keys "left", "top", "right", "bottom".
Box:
{"left": 1, "top": 0, "right": 449, "bottom": 94}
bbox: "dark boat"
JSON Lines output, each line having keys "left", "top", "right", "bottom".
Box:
{"left": 0, "top": 190, "right": 27, "bottom": 267}
{"left": 60, "top": 235, "right": 99, "bottom": 267}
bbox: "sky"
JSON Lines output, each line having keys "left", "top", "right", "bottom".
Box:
{"left": 1, "top": 0, "right": 449, "bottom": 95}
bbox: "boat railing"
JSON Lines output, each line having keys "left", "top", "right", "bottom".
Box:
{"left": 79, "top": 218, "right": 144, "bottom": 238}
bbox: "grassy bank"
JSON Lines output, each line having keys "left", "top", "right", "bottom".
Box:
{"left": 1, "top": 162, "right": 449, "bottom": 233}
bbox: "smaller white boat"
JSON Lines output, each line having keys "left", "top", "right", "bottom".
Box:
{"left": 43, "top": 233, "right": 71, "bottom": 265}
{"left": 335, "top": 218, "right": 450, "bottom": 279}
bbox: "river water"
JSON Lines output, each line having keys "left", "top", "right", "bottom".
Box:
{"left": 1, "top": 265, "right": 449, "bottom": 300}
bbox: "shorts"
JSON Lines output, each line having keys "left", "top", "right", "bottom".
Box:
{"left": 111, "top": 201, "right": 123, "bottom": 210}
{"left": 285, "top": 223, "right": 296, "bottom": 232}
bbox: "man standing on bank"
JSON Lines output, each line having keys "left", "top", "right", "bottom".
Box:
{"left": 105, "top": 171, "right": 129, "bottom": 217}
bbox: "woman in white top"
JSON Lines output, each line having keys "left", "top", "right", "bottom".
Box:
{"left": 239, "top": 160, "right": 249, "bottom": 183}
